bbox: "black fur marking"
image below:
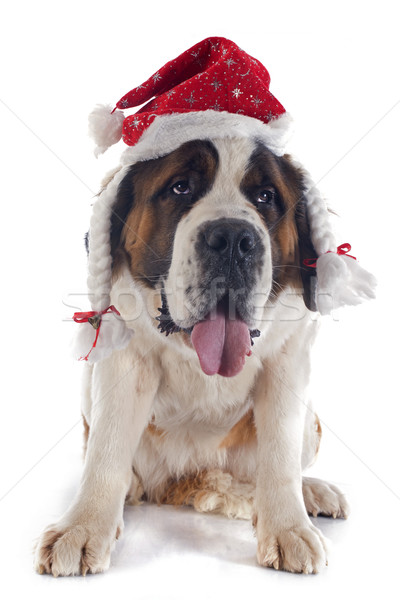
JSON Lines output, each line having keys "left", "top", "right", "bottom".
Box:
{"left": 156, "top": 288, "right": 191, "bottom": 336}
{"left": 250, "top": 329, "right": 261, "bottom": 346}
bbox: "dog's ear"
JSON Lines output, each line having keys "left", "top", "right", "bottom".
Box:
{"left": 109, "top": 165, "right": 136, "bottom": 264}
{"left": 295, "top": 194, "right": 317, "bottom": 312}
{"left": 280, "top": 154, "right": 318, "bottom": 312}
{"left": 84, "top": 167, "right": 132, "bottom": 264}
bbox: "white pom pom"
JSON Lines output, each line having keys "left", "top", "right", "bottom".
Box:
{"left": 315, "top": 253, "right": 377, "bottom": 315}
{"left": 88, "top": 104, "right": 125, "bottom": 157}
{"left": 71, "top": 321, "right": 98, "bottom": 361}
{"left": 72, "top": 311, "right": 134, "bottom": 364}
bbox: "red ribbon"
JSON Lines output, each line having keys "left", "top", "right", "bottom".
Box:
{"left": 72, "top": 305, "right": 120, "bottom": 362}
{"left": 303, "top": 243, "right": 357, "bottom": 268}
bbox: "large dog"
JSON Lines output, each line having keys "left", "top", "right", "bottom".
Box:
{"left": 35, "top": 37, "right": 374, "bottom": 577}
{"left": 35, "top": 136, "right": 349, "bottom": 576}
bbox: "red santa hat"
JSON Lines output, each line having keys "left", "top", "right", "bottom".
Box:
{"left": 74, "top": 37, "right": 376, "bottom": 364}
{"left": 88, "top": 37, "right": 293, "bottom": 160}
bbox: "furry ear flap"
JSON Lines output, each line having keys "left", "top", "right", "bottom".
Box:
{"left": 295, "top": 196, "right": 318, "bottom": 312}
{"left": 72, "top": 164, "right": 135, "bottom": 364}
{"left": 293, "top": 161, "right": 376, "bottom": 315}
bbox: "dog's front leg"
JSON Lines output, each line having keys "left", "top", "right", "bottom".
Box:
{"left": 35, "top": 350, "right": 159, "bottom": 577}
{"left": 253, "top": 328, "right": 328, "bottom": 574}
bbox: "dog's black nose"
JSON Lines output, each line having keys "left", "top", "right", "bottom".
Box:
{"left": 203, "top": 219, "right": 257, "bottom": 261}
{"left": 196, "top": 218, "right": 265, "bottom": 301}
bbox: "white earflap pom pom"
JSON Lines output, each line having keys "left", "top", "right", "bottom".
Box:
{"left": 88, "top": 104, "right": 125, "bottom": 157}
{"left": 315, "top": 252, "right": 377, "bottom": 315}
{"left": 72, "top": 310, "right": 134, "bottom": 364}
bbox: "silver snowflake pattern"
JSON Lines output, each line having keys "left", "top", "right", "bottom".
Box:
{"left": 232, "top": 87, "right": 243, "bottom": 99}
{"left": 152, "top": 71, "right": 162, "bottom": 83}
{"left": 129, "top": 117, "right": 141, "bottom": 129}
{"left": 225, "top": 58, "right": 236, "bottom": 68}
{"left": 211, "top": 78, "right": 222, "bottom": 91}
{"left": 184, "top": 92, "right": 196, "bottom": 107}
{"left": 121, "top": 99, "right": 129, "bottom": 108}
{"left": 191, "top": 50, "right": 203, "bottom": 66}
{"left": 166, "top": 90, "right": 175, "bottom": 98}
{"left": 251, "top": 95, "right": 262, "bottom": 107}
{"left": 211, "top": 102, "right": 222, "bottom": 111}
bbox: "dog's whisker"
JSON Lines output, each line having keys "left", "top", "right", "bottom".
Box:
{"left": 271, "top": 279, "right": 285, "bottom": 293}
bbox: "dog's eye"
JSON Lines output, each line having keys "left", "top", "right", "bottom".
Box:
{"left": 172, "top": 181, "right": 191, "bottom": 195}
{"left": 258, "top": 187, "right": 275, "bottom": 204}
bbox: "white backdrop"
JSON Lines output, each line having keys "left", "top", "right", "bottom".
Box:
{"left": 1, "top": 1, "right": 399, "bottom": 598}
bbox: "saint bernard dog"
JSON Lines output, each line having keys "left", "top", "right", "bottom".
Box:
{"left": 34, "top": 136, "right": 349, "bottom": 577}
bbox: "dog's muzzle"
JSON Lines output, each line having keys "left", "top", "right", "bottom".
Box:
{"left": 196, "top": 218, "right": 263, "bottom": 291}
{"left": 183, "top": 218, "right": 265, "bottom": 378}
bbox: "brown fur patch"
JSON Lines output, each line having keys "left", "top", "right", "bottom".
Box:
{"left": 219, "top": 409, "right": 257, "bottom": 449}
{"left": 158, "top": 471, "right": 209, "bottom": 507}
{"left": 156, "top": 470, "right": 254, "bottom": 519}
{"left": 110, "top": 140, "right": 218, "bottom": 287}
{"left": 240, "top": 145, "right": 316, "bottom": 307}
{"left": 147, "top": 422, "right": 165, "bottom": 438}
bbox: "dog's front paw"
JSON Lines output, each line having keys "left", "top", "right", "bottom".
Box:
{"left": 34, "top": 518, "right": 122, "bottom": 577}
{"left": 256, "top": 522, "right": 328, "bottom": 574}
{"left": 302, "top": 477, "right": 349, "bottom": 519}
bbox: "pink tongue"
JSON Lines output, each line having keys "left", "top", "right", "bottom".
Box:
{"left": 191, "top": 303, "right": 251, "bottom": 377}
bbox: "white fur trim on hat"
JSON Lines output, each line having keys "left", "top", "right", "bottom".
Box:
{"left": 121, "top": 110, "right": 293, "bottom": 164}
